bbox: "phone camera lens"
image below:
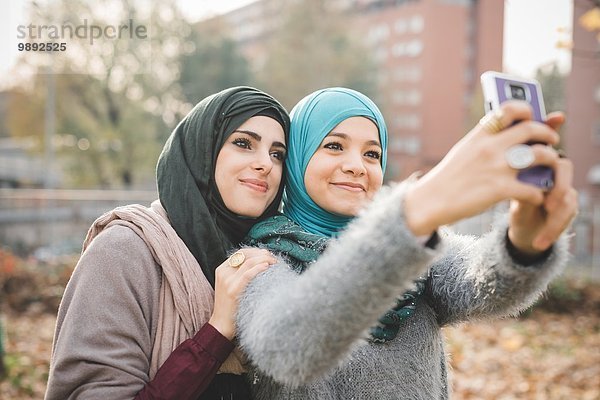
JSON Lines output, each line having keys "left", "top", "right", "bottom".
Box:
{"left": 510, "top": 84, "right": 526, "bottom": 100}
{"left": 541, "top": 178, "right": 554, "bottom": 190}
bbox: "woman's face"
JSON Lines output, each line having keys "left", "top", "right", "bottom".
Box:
{"left": 215, "top": 116, "right": 287, "bottom": 217}
{"left": 304, "top": 116, "right": 384, "bottom": 217}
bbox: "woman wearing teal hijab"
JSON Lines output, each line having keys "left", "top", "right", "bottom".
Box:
{"left": 238, "top": 87, "right": 577, "bottom": 399}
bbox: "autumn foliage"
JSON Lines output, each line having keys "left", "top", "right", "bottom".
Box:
{"left": 0, "top": 249, "right": 598, "bottom": 399}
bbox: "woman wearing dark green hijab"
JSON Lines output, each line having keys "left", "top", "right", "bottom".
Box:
{"left": 46, "top": 87, "right": 289, "bottom": 400}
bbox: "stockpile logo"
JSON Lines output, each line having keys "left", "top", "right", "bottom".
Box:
{"left": 16, "top": 19, "right": 148, "bottom": 46}
{"left": 5, "top": 2, "right": 153, "bottom": 75}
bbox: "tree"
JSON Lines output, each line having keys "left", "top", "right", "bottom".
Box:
{"left": 257, "top": 0, "right": 378, "bottom": 109}
{"left": 535, "top": 63, "right": 565, "bottom": 114}
{"left": 179, "top": 18, "right": 253, "bottom": 105}
{"left": 8, "top": 0, "right": 191, "bottom": 188}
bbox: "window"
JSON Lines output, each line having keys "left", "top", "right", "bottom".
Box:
{"left": 593, "top": 121, "right": 600, "bottom": 145}
{"left": 392, "top": 90, "right": 422, "bottom": 105}
{"left": 367, "top": 24, "right": 390, "bottom": 44}
{"left": 374, "top": 47, "right": 388, "bottom": 62}
{"left": 395, "top": 18, "right": 407, "bottom": 34}
{"left": 392, "top": 40, "right": 423, "bottom": 58}
{"left": 390, "top": 135, "right": 421, "bottom": 155}
{"left": 409, "top": 15, "right": 424, "bottom": 33}
{"left": 394, "top": 114, "right": 422, "bottom": 130}
{"left": 406, "top": 39, "right": 423, "bottom": 57}
{"left": 393, "top": 65, "right": 422, "bottom": 82}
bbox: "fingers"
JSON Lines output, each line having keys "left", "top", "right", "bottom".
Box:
{"left": 532, "top": 158, "right": 577, "bottom": 250}
{"left": 533, "top": 187, "right": 578, "bottom": 250}
{"left": 497, "top": 100, "right": 534, "bottom": 126}
{"left": 545, "top": 112, "right": 565, "bottom": 131}
{"left": 528, "top": 144, "right": 560, "bottom": 168}
{"left": 476, "top": 101, "right": 561, "bottom": 146}
{"left": 508, "top": 181, "right": 545, "bottom": 206}
{"left": 544, "top": 157, "right": 573, "bottom": 212}
{"left": 235, "top": 248, "right": 277, "bottom": 269}
{"left": 215, "top": 248, "right": 276, "bottom": 281}
{"left": 504, "top": 145, "right": 559, "bottom": 205}
{"left": 236, "top": 261, "right": 272, "bottom": 288}
{"left": 500, "top": 121, "right": 560, "bottom": 147}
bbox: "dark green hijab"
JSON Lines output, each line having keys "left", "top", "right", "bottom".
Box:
{"left": 157, "top": 87, "right": 289, "bottom": 286}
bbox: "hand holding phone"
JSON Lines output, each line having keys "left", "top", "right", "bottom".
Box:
{"left": 480, "top": 71, "right": 554, "bottom": 190}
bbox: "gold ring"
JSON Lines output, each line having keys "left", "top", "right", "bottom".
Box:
{"left": 479, "top": 110, "right": 506, "bottom": 134}
{"left": 228, "top": 251, "right": 245, "bottom": 268}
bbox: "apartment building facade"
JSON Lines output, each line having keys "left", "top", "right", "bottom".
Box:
{"left": 566, "top": 0, "right": 600, "bottom": 202}
{"left": 217, "top": 0, "right": 504, "bottom": 179}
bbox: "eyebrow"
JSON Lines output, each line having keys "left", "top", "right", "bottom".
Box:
{"left": 233, "top": 129, "right": 287, "bottom": 150}
{"left": 327, "top": 132, "right": 382, "bottom": 148}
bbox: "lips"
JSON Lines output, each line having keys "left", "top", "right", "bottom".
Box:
{"left": 331, "top": 182, "right": 366, "bottom": 192}
{"left": 239, "top": 178, "right": 269, "bottom": 193}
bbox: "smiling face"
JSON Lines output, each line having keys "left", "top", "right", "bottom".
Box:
{"left": 304, "top": 116, "right": 384, "bottom": 217}
{"left": 215, "top": 115, "right": 287, "bottom": 217}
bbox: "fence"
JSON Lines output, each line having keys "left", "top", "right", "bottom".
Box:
{"left": 0, "top": 188, "right": 157, "bottom": 258}
{"left": 0, "top": 188, "right": 598, "bottom": 279}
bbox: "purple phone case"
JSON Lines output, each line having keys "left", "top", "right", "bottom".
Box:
{"left": 493, "top": 77, "right": 554, "bottom": 190}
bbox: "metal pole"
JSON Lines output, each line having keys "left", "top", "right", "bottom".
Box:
{"left": 44, "top": 64, "right": 55, "bottom": 189}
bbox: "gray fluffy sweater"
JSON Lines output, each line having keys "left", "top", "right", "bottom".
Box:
{"left": 236, "top": 182, "right": 570, "bottom": 400}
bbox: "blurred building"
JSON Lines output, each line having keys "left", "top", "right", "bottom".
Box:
{"left": 216, "top": 0, "right": 504, "bottom": 179}
{"left": 565, "top": 0, "right": 600, "bottom": 265}
{"left": 566, "top": 0, "right": 600, "bottom": 202}
{"left": 351, "top": 0, "right": 503, "bottom": 178}
{"left": 0, "top": 137, "right": 48, "bottom": 188}
{"left": 0, "top": 90, "right": 61, "bottom": 188}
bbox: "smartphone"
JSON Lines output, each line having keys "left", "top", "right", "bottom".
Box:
{"left": 480, "top": 71, "right": 554, "bottom": 190}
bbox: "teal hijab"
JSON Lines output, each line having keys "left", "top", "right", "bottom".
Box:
{"left": 282, "top": 87, "right": 388, "bottom": 237}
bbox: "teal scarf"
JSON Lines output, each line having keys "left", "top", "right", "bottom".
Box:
{"left": 246, "top": 214, "right": 425, "bottom": 343}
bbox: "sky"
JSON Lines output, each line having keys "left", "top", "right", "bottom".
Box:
{"left": 0, "top": 0, "right": 573, "bottom": 83}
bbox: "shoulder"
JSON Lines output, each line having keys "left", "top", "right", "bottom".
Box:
{"left": 85, "top": 224, "right": 153, "bottom": 260}
{"left": 76, "top": 224, "right": 160, "bottom": 290}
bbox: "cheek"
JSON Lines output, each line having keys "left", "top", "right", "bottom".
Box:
{"left": 214, "top": 148, "right": 240, "bottom": 201}
{"left": 367, "top": 168, "right": 384, "bottom": 198}
{"left": 271, "top": 165, "right": 284, "bottom": 188}
{"left": 305, "top": 156, "right": 332, "bottom": 183}
{"left": 214, "top": 164, "right": 226, "bottom": 195}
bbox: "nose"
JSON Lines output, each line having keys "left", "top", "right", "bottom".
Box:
{"left": 250, "top": 149, "right": 273, "bottom": 175}
{"left": 341, "top": 151, "right": 366, "bottom": 177}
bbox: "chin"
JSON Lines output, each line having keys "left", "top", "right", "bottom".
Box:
{"left": 331, "top": 200, "right": 364, "bottom": 217}
{"left": 229, "top": 203, "right": 266, "bottom": 218}
{"left": 328, "top": 206, "right": 360, "bottom": 217}
{"left": 241, "top": 209, "right": 264, "bottom": 218}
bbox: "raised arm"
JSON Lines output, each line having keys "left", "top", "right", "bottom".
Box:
{"left": 236, "top": 182, "right": 439, "bottom": 387}
{"left": 426, "top": 218, "right": 570, "bottom": 327}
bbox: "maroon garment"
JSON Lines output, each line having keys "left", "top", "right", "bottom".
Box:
{"left": 135, "top": 323, "right": 234, "bottom": 400}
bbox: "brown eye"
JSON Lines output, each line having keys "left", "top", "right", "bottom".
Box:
{"left": 324, "top": 142, "right": 343, "bottom": 151}
{"left": 232, "top": 137, "right": 252, "bottom": 149}
{"left": 365, "top": 150, "right": 381, "bottom": 160}
{"left": 271, "top": 150, "right": 286, "bottom": 161}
